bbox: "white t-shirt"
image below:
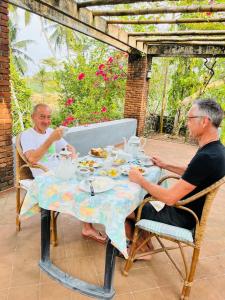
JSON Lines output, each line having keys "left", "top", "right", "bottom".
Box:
{"left": 21, "top": 128, "right": 68, "bottom": 177}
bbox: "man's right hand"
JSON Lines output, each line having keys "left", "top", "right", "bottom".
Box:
{"left": 49, "top": 127, "right": 64, "bottom": 142}
{"left": 152, "top": 156, "right": 166, "bottom": 169}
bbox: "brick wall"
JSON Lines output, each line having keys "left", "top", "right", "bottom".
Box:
{"left": 0, "top": 1, "right": 13, "bottom": 191}
{"left": 124, "top": 52, "right": 152, "bottom": 136}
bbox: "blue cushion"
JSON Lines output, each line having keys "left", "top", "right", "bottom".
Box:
{"left": 136, "top": 219, "right": 194, "bottom": 243}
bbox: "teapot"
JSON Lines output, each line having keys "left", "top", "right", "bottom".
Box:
{"left": 54, "top": 150, "right": 75, "bottom": 180}
{"left": 125, "top": 136, "right": 140, "bottom": 157}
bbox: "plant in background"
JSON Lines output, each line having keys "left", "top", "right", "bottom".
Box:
{"left": 54, "top": 49, "right": 127, "bottom": 127}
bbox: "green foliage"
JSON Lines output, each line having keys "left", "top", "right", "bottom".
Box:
{"left": 11, "top": 60, "right": 32, "bottom": 135}
{"left": 53, "top": 42, "right": 127, "bottom": 126}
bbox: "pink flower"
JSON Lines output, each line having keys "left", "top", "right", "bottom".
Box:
{"left": 107, "top": 57, "right": 113, "bottom": 64}
{"left": 78, "top": 73, "right": 85, "bottom": 80}
{"left": 119, "top": 65, "right": 123, "bottom": 70}
{"left": 62, "top": 120, "right": 68, "bottom": 126}
{"left": 113, "top": 75, "right": 119, "bottom": 80}
{"left": 98, "top": 64, "right": 105, "bottom": 70}
{"left": 101, "top": 106, "right": 107, "bottom": 113}
{"left": 62, "top": 115, "right": 75, "bottom": 126}
{"left": 65, "top": 98, "right": 74, "bottom": 106}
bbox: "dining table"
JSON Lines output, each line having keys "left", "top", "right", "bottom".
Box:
{"left": 20, "top": 153, "right": 165, "bottom": 299}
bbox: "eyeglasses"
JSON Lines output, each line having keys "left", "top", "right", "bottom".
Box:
{"left": 187, "top": 116, "right": 211, "bottom": 120}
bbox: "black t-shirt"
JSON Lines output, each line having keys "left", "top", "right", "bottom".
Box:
{"left": 179, "top": 140, "right": 225, "bottom": 228}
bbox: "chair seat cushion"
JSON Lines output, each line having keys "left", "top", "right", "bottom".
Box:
{"left": 136, "top": 219, "right": 194, "bottom": 243}
{"left": 19, "top": 179, "right": 33, "bottom": 190}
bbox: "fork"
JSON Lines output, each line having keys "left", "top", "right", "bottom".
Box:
{"left": 88, "top": 177, "right": 95, "bottom": 196}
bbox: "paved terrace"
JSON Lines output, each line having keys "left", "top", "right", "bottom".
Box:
{"left": 0, "top": 137, "right": 225, "bottom": 300}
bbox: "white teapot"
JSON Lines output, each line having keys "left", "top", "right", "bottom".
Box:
{"left": 54, "top": 150, "right": 75, "bottom": 180}
{"left": 127, "top": 136, "right": 140, "bottom": 157}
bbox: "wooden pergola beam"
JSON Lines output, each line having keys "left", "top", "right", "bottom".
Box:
{"left": 77, "top": 0, "right": 180, "bottom": 7}
{"left": 136, "top": 36, "right": 225, "bottom": 42}
{"left": 107, "top": 17, "right": 225, "bottom": 25}
{"left": 7, "top": 0, "right": 147, "bottom": 53}
{"left": 93, "top": 4, "right": 225, "bottom": 16}
{"left": 129, "top": 30, "right": 225, "bottom": 37}
{"left": 147, "top": 44, "right": 225, "bottom": 57}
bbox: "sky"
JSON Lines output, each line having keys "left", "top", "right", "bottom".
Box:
{"left": 15, "top": 8, "right": 58, "bottom": 76}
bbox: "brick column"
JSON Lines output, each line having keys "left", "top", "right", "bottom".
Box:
{"left": 124, "top": 51, "right": 152, "bottom": 136}
{"left": 0, "top": 1, "right": 13, "bottom": 191}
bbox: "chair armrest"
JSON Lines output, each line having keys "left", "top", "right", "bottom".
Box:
{"left": 157, "top": 175, "right": 180, "bottom": 185}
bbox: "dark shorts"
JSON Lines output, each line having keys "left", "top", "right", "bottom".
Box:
{"left": 135, "top": 195, "right": 195, "bottom": 230}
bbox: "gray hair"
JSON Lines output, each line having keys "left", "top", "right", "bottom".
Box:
{"left": 32, "top": 103, "right": 51, "bottom": 115}
{"left": 194, "top": 99, "right": 224, "bottom": 128}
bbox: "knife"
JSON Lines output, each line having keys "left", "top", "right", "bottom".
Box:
{"left": 88, "top": 178, "right": 95, "bottom": 196}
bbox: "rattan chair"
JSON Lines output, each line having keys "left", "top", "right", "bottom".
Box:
{"left": 123, "top": 175, "right": 225, "bottom": 300}
{"left": 15, "top": 133, "right": 59, "bottom": 246}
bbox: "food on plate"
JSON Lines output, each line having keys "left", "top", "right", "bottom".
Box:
{"left": 133, "top": 166, "right": 145, "bottom": 174}
{"left": 121, "top": 165, "right": 146, "bottom": 176}
{"left": 90, "top": 148, "right": 108, "bottom": 158}
{"left": 79, "top": 160, "right": 97, "bottom": 168}
{"left": 113, "top": 158, "right": 126, "bottom": 166}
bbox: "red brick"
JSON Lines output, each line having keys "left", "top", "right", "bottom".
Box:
{"left": 0, "top": 86, "right": 10, "bottom": 92}
{"left": 0, "top": 44, "right": 8, "bottom": 51}
{"left": 1, "top": 2, "right": 8, "bottom": 9}
{"left": 0, "top": 7, "right": 7, "bottom": 14}
{"left": 1, "top": 14, "right": 9, "bottom": 21}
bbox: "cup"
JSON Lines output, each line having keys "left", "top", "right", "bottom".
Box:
{"left": 77, "top": 167, "right": 90, "bottom": 180}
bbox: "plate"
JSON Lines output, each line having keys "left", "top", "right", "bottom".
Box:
{"left": 112, "top": 158, "right": 126, "bottom": 166}
{"left": 79, "top": 160, "right": 101, "bottom": 168}
{"left": 98, "top": 168, "right": 121, "bottom": 178}
{"left": 121, "top": 165, "right": 148, "bottom": 176}
{"left": 79, "top": 176, "right": 115, "bottom": 193}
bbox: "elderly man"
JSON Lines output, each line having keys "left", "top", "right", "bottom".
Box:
{"left": 127, "top": 99, "right": 225, "bottom": 255}
{"left": 21, "top": 103, "right": 107, "bottom": 244}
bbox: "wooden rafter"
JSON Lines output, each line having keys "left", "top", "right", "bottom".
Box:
{"left": 136, "top": 36, "right": 225, "bottom": 42}
{"left": 93, "top": 4, "right": 225, "bottom": 16}
{"left": 129, "top": 30, "right": 225, "bottom": 37}
{"left": 147, "top": 44, "right": 225, "bottom": 57}
{"left": 77, "top": 0, "right": 180, "bottom": 8}
{"left": 107, "top": 17, "right": 225, "bottom": 25}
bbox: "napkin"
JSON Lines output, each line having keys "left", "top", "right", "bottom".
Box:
{"left": 151, "top": 201, "right": 165, "bottom": 212}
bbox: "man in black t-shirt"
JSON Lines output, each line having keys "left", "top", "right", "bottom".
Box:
{"left": 127, "top": 99, "right": 225, "bottom": 241}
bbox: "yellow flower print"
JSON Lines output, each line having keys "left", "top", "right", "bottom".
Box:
{"left": 62, "top": 192, "right": 73, "bottom": 202}
{"left": 80, "top": 206, "right": 94, "bottom": 216}
{"left": 46, "top": 185, "right": 58, "bottom": 197}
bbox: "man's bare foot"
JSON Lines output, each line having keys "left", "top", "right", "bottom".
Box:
{"left": 82, "top": 228, "right": 107, "bottom": 244}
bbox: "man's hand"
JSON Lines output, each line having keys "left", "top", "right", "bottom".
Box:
{"left": 129, "top": 168, "right": 144, "bottom": 185}
{"left": 49, "top": 127, "right": 64, "bottom": 142}
{"left": 66, "top": 144, "right": 77, "bottom": 159}
{"left": 152, "top": 156, "right": 166, "bottom": 169}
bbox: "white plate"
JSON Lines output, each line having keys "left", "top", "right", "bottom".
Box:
{"left": 79, "top": 176, "right": 115, "bottom": 193}
{"left": 121, "top": 165, "right": 148, "bottom": 176}
{"left": 79, "top": 160, "right": 101, "bottom": 168}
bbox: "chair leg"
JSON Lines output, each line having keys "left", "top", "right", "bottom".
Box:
{"left": 123, "top": 226, "right": 140, "bottom": 276}
{"left": 50, "top": 211, "right": 58, "bottom": 247}
{"left": 16, "top": 188, "right": 21, "bottom": 232}
{"left": 181, "top": 247, "right": 200, "bottom": 300}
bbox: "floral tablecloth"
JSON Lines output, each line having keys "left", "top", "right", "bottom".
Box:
{"left": 20, "top": 165, "right": 164, "bottom": 258}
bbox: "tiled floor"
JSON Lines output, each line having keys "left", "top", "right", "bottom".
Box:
{"left": 0, "top": 138, "right": 225, "bottom": 300}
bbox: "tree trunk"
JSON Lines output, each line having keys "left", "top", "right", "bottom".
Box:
{"left": 160, "top": 62, "right": 169, "bottom": 133}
